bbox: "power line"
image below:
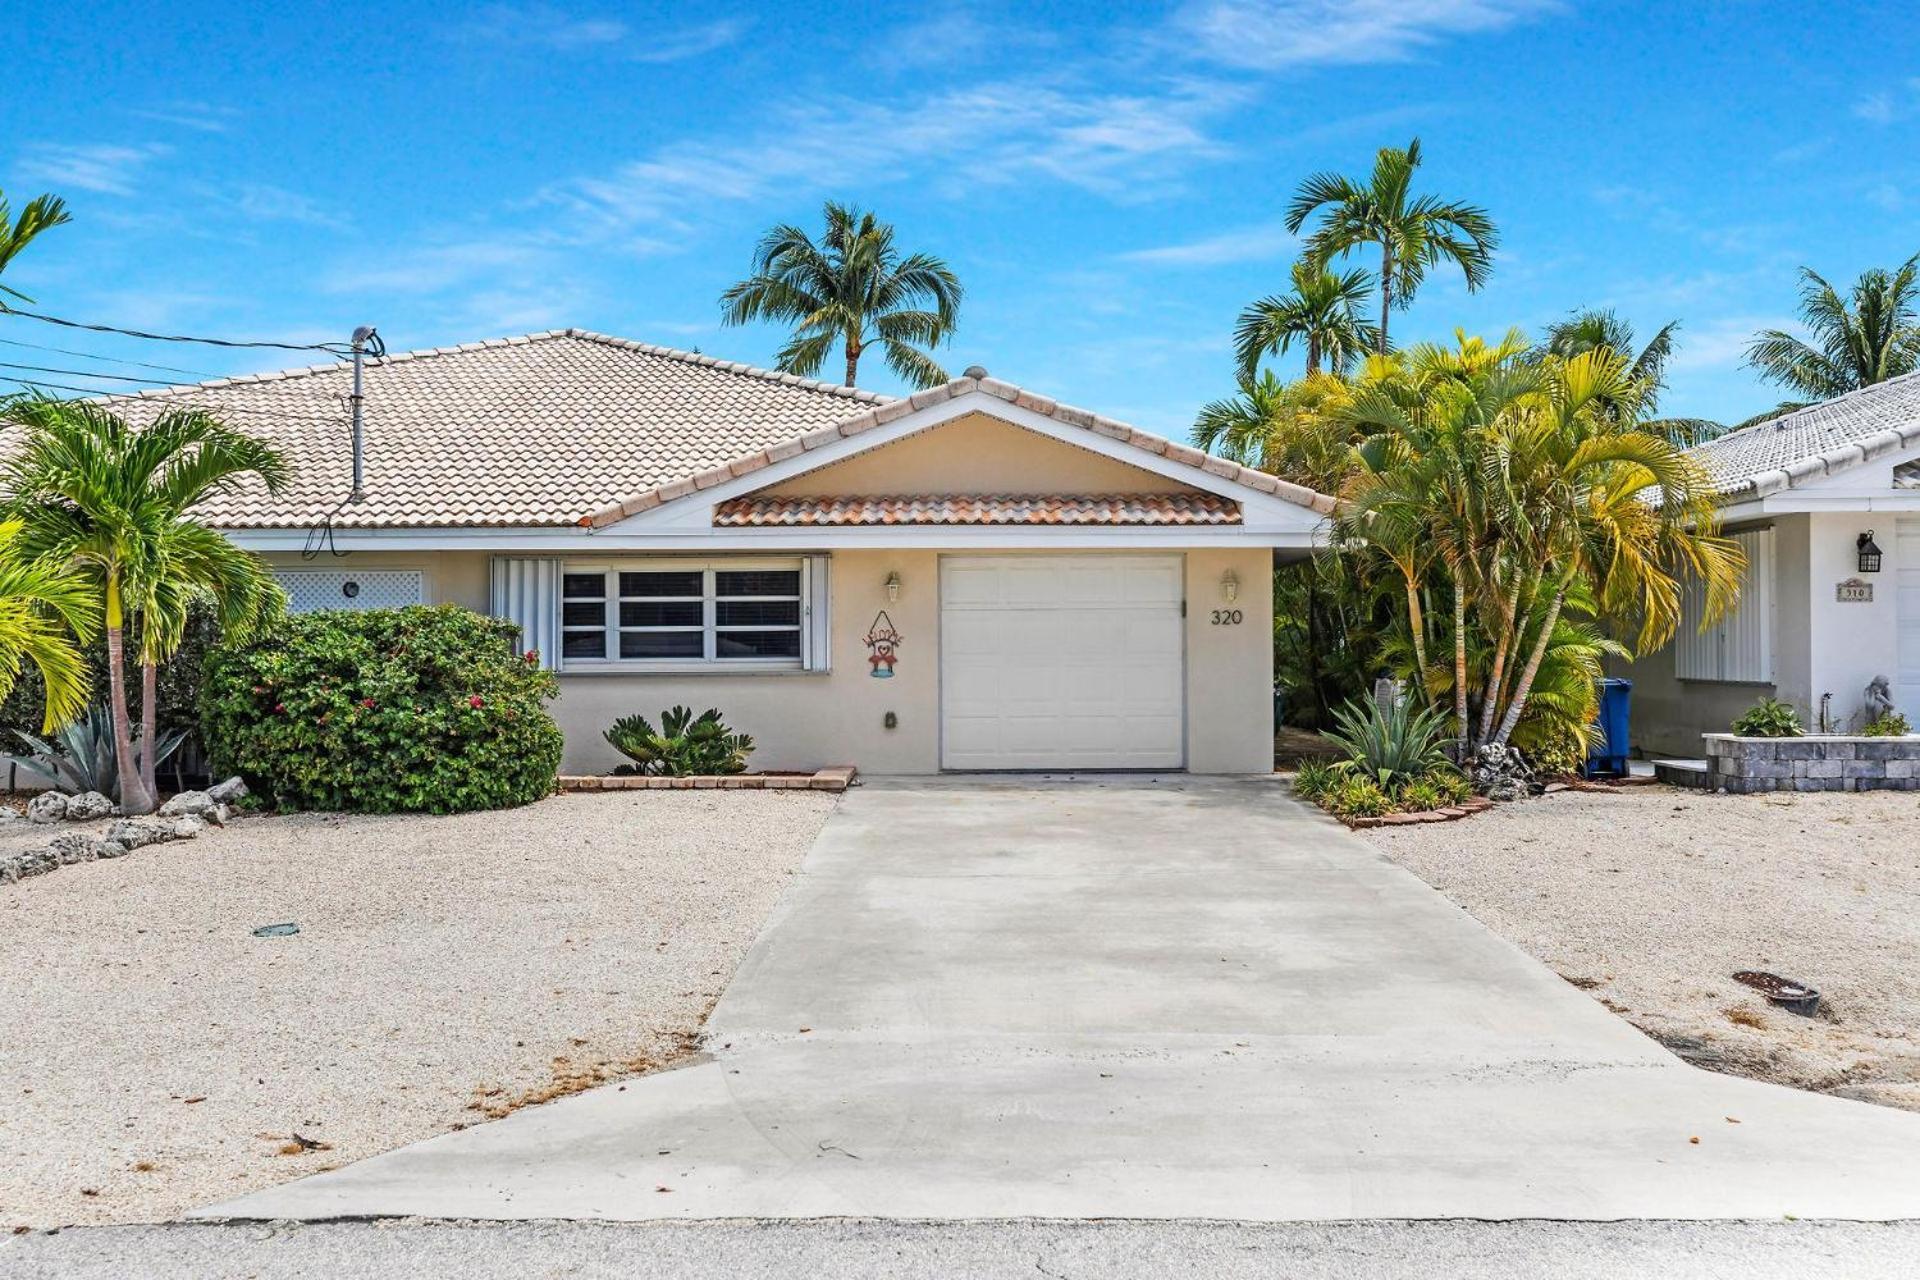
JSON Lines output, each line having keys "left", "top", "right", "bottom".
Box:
{"left": 0, "top": 335, "right": 223, "bottom": 381}
{"left": 0, "top": 305, "right": 356, "bottom": 354}
{"left": 1, "top": 376, "right": 351, "bottom": 427}
{"left": 0, "top": 360, "right": 179, "bottom": 386}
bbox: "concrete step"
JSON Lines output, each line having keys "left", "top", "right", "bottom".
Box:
{"left": 1652, "top": 758, "right": 1709, "bottom": 789}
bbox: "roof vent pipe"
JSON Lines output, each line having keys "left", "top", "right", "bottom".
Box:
{"left": 348, "top": 325, "right": 382, "bottom": 503}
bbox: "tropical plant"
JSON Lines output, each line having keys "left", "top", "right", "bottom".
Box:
{"left": 200, "top": 606, "right": 564, "bottom": 813}
{"left": 1191, "top": 370, "right": 1358, "bottom": 492}
{"left": 0, "top": 518, "right": 95, "bottom": 730}
{"left": 1285, "top": 138, "right": 1498, "bottom": 353}
{"left": 0, "top": 188, "right": 71, "bottom": 303}
{"left": 1543, "top": 308, "right": 1724, "bottom": 446}
{"left": 1730, "top": 696, "right": 1803, "bottom": 738}
{"left": 1321, "top": 773, "right": 1393, "bottom": 819}
{"left": 0, "top": 397, "right": 287, "bottom": 813}
{"left": 1233, "top": 262, "right": 1379, "bottom": 380}
{"left": 4, "top": 704, "right": 185, "bottom": 796}
{"left": 1291, "top": 756, "right": 1339, "bottom": 801}
{"left": 1325, "top": 695, "right": 1450, "bottom": 790}
{"left": 1862, "top": 712, "right": 1912, "bottom": 737}
{"left": 606, "top": 706, "right": 754, "bottom": 777}
{"left": 719, "top": 201, "right": 963, "bottom": 389}
{"left": 1745, "top": 255, "right": 1920, "bottom": 409}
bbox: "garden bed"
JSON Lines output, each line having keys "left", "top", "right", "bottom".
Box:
{"left": 559, "top": 766, "right": 857, "bottom": 793}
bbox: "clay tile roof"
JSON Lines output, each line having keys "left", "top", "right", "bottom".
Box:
{"left": 1687, "top": 371, "right": 1920, "bottom": 499}
{"left": 712, "top": 493, "right": 1243, "bottom": 527}
{"left": 31, "top": 330, "right": 888, "bottom": 529}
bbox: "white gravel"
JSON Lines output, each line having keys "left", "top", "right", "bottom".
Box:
{"left": 1364, "top": 786, "right": 1920, "bottom": 1111}
{"left": 0, "top": 791, "right": 835, "bottom": 1229}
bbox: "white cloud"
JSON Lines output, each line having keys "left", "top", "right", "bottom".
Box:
{"left": 17, "top": 142, "right": 170, "bottom": 196}
{"left": 130, "top": 101, "right": 240, "bottom": 133}
{"left": 1176, "top": 0, "right": 1559, "bottom": 70}
{"left": 1118, "top": 223, "right": 1298, "bottom": 266}
{"left": 323, "top": 239, "right": 549, "bottom": 295}
{"left": 1854, "top": 92, "right": 1897, "bottom": 124}
{"left": 229, "top": 183, "right": 348, "bottom": 229}
{"left": 460, "top": 5, "right": 745, "bottom": 61}
{"left": 1664, "top": 315, "right": 1788, "bottom": 376}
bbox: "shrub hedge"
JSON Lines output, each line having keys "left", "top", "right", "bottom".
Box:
{"left": 200, "top": 605, "right": 563, "bottom": 813}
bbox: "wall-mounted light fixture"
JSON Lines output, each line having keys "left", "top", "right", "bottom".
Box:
{"left": 1858, "top": 530, "right": 1883, "bottom": 574}
{"left": 1221, "top": 569, "right": 1240, "bottom": 603}
{"left": 885, "top": 571, "right": 902, "bottom": 602}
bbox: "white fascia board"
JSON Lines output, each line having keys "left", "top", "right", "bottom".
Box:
{"left": 1746, "top": 490, "right": 1920, "bottom": 514}
{"left": 610, "top": 390, "right": 1330, "bottom": 536}
{"left": 227, "top": 523, "right": 1327, "bottom": 553}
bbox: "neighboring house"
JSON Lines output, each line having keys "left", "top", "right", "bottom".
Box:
{"left": 1625, "top": 374, "right": 1920, "bottom": 756}
{"left": 95, "top": 330, "right": 1332, "bottom": 775}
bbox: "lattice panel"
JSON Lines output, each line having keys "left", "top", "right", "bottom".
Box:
{"left": 275, "top": 569, "right": 426, "bottom": 614}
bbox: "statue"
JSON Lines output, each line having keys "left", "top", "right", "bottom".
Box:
{"left": 1864, "top": 675, "right": 1896, "bottom": 725}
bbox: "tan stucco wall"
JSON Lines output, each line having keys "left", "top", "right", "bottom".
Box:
{"left": 264, "top": 545, "right": 1274, "bottom": 776}
{"left": 759, "top": 412, "right": 1197, "bottom": 496}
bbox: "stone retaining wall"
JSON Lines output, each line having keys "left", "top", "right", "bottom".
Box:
{"left": 1703, "top": 734, "right": 1920, "bottom": 793}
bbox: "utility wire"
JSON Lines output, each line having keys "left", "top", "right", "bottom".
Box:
{"left": 0, "top": 305, "right": 356, "bottom": 354}
{"left": 0, "top": 335, "right": 223, "bottom": 381}
{"left": 1, "top": 376, "right": 353, "bottom": 427}
{"left": 0, "top": 359, "right": 180, "bottom": 386}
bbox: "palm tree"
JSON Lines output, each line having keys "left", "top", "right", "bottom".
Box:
{"left": 1233, "top": 262, "right": 1379, "bottom": 380}
{"left": 0, "top": 189, "right": 71, "bottom": 303}
{"left": 1285, "top": 138, "right": 1498, "bottom": 355}
{"left": 1, "top": 398, "right": 288, "bottom": 813}
{"left": 1543, "top": 308, "right": 1725, "bottom": 446}
{"left": 0, "top": 518, "right": 95, "bottom": 730}
{"left": 719, "top": 202, "right": 963, "bottom": 389}
{"left": 1745, "top": 255, "right": 1920, "bottom": 408}
{"left": 1192, "top": 370, "right": 1357, "bottom": 493}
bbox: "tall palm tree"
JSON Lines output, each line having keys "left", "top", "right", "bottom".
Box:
{"left": 0, "top": 518, "right": 95, "bottom": 730}
{"left": 0, "top": 189, "right": 71, "bottom": 303}
{"left": 719, "top": 202, "right": 964, "bottom": 389}
{"left": 1285, "top": 138, "right": 1498, "bottom": 355}
{"left": 1233, "top": 262, "right": 1379, "bottom": 380}
{"left": 1192, "top": 370, "right": 1357, "bottom": 493}
{"left": 1543, "top": 308, "right": 1725, "bottom": 446}
{"left": 1745, "top": 255, "right": 1920, "bottom": 408}
{"left": 1, "top": 398, "right": 288, "bottom": 813}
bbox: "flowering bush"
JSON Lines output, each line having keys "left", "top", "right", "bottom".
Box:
{"left": 200, "top": 605, "right": 563, "bottom": 813}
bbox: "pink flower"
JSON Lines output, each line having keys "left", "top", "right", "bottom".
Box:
{"left": 361, "top": 698, "right": 376, "bottom": 709}
{"left": 273, "top": 703, "right": 286, "bottom": 714}
{"left": 524, "top": 649, "right": 539, "bottom": 664}
{"left": 468, "top": 695, "right": 484, "bottom": 709}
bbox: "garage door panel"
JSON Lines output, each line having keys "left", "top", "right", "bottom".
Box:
{"left": 941, "top": 555, "right": 1184, "bottom": 770}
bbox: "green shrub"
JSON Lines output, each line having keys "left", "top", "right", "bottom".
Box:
{"left": 1291, "top": 757, "right": 1338, "bottom": 801}
{"left": 606, "top": 706, "right": 754, "bottom": 776}
{"left": 1396, "top": 777, "right": 1445, "bottom": 812}
{"left": 1730, "top": 696, "right": 1803, "bottom": 738}
{"left": 1515, "top": 715, "right": 1588, "bottom": 777}
{"left": 1326, "top": 696, "right": 1450, "bottom": 790}
{"left": 1424, "top": 767, "right": 1473, "bottom": 806}
{"left": 1863, "top": 712, "right": 1912, "bottom": 737}
{"left": 1323, "top": 774, "right": 1393, "bottom": 819}
{"left": 200, "top": 605, "right": 563, "bottom": 813}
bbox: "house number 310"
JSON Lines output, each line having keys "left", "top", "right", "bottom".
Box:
{"left": 1210, "top": 609, "right": 1243, "bottom": 625}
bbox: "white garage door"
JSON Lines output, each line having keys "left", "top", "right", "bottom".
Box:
{"left": 941, "top": 555, "right": 1185, "bottom": 770}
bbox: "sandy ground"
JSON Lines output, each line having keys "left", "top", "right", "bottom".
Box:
{"left": 0, "top": 791, "right": 835, "bottom": 1229}
{"left": 1364, "top": 785, "right": 1920, "bottom": 1111}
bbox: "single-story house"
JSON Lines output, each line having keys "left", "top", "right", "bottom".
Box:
{"left": 1624, "top": 373, "right": 1920, "bottom": 756}
{"left": 108, "top": 329, "right": 1333, "bottom": 775}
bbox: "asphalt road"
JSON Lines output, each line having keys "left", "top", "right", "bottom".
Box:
{"left": 7, "top": 1219, "right": 1919, "bottom": 1279}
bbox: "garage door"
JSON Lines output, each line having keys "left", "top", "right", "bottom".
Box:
{"left": 940, "top": 555, "right": 1185, "bottom": 770}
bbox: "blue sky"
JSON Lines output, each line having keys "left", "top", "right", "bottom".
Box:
{"left": 4, "top": 1, "right": 1917, "bottom": 436}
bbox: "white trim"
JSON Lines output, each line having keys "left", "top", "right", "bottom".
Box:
{"left": 228, "top": 524, "right": 1323, "bottom": 552}
{"left": 558, "top": 556, "right": 806, "bottom": 671}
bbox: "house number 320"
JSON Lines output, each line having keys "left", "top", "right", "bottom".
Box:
{"left": 1210, "top": 609, "right": 1243, "bottom": 625}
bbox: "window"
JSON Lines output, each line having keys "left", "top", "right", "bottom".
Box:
{"left": 561, "top": 561, "right": 806, "bottom": 666}
{"left": 1675, "top": 527, "right": 1773, "bottom": 682}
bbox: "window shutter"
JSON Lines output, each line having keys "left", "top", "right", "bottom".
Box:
{"left": 801, "top": 553, "right": 832, "bottom": 672}
{"left": 1675, "top": 528, "right": 1772, "bottom": 682}
{"left": 490, "top": 557, "right": 561, "bottom": 671}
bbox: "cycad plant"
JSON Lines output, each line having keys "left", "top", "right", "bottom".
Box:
{"left": 606, "top": 706, "right": 754, "bottom": 777}
{"left": 1, "top": 398, "right": 288, "bottom": 813}
{"left": 720, "top": 201, "right": 963, "bottom": 389}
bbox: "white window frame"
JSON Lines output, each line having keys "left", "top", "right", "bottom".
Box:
{"left": 559, "top": 557, "right": 811, "bottom": 672}
{"left": 1675, "top": 526, "right": 1774, "bottom": 684}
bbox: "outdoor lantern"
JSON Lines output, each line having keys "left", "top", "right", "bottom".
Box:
{"left": 1858, "top": 530, "right": 1883, "bottom": 574}
{"left": 885, "top": 570, "right": 902, "bottom": 602}
{"left": 1221, "top": 569, "right": 1240, "bottom": 603}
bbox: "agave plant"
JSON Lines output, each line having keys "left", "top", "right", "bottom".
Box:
{"left": 605, "top": 706, "right": 754, "bottom": 777}
{"left": 1325, "top": 696, "right": 1450, "bottom": 790}
{"left": 4, "top": 703, "right": 186, "bottom": 797}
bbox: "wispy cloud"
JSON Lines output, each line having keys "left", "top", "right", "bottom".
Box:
{"left": 1853, "top": 78, "right": 1920, "bottom": 124}
{"left": 1176, "top": 0, "right": 1559, "bottom": 70}
{"left": 1118, "top": 223, "right": 1297, "bottom": 266}
{"left": 323, "top": 239, "right": 549, "bottom": 295}
{"left": 16, "top": 142, "right": 170, "bottom": 196}
{"left": 1664, "top": 315, "right": 1784, "bottom": 376}
{"left": 542, "top": 76, "right": 1246, "bottom": 241}
{"left": 130, "top": 101, "right": 240, "bottom": 133}
{"left": 228, "top": 183, "right": 348, "bottom": 229}
{"left": 459, "top": 5, "right": 746, "bottom": 61}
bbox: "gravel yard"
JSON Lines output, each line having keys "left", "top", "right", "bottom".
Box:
{"left": 1365, "top": 786, "right": 1920, "bottom": 1111}
{"left": 0, "top": 791, "right": 835, "bottom": 1229}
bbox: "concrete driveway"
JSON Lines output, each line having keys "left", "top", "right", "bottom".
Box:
{"left": 204, "top": 778, "right": 1920, "bottom": 1221}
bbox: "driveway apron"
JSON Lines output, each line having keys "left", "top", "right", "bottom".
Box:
{"left": 203, "top": 778, "right": 1920, "bottom": 1221}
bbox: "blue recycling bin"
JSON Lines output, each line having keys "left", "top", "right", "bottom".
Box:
{"left": 1584, "top": 677, "right": 1632, "bottom": 778}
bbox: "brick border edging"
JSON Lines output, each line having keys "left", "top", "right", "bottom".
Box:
{"left": 557, "top": 766, "right": 858, "bottom": 794}
{"left": 1341, "top": 796, "right": 1494, "bottom": 829}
